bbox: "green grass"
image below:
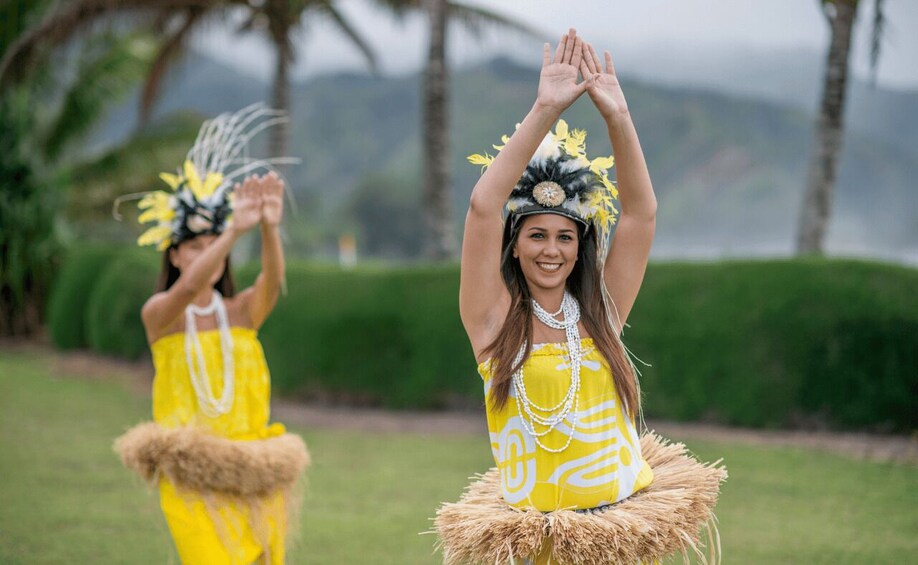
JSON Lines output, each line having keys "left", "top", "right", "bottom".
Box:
{"left": 0, "top": 350, "right": 915, "bottom": 564}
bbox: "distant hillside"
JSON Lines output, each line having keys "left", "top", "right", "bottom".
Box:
{"left": 628, "top": 45, "right": 918, "bottom": 151}
{"left": 93, "top": 52, "right": 918, "bottom": 261}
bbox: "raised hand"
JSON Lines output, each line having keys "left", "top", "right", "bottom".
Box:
{"left": 579, "top": 42, "right": 629, "bottom": 121}
{"left": 536, "top": 28, "right": 590, "bottom": 113}
{"left": 230, "top": 176, "right": 263, "bottom": 234}
{"left": 259, "top": 171, "right": 285, "bottom": 227}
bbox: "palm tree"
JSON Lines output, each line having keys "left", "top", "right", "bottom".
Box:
{"left": 422, "top": 0, "right": 453, "bottom": 260}
{"left": 0, "top": 0, "right": 378, "bottom": 159}
{"left": 0, "top": 9, "right": 163, "bottom": 336}
{"left": 3, "top": 0, "right": 539, "bottom": 261}
{"left": 797, "top": 0, "right": 885, "bottom": 254}
{"left": 376, "top": 0, "right": 540, "bottom": 259}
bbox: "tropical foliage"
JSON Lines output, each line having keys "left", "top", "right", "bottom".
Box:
{"left": 0, "top": 2, "right": 179, "bottom": 335}
{"left": 0, "top": 0, "right": 379, "bottom": 159}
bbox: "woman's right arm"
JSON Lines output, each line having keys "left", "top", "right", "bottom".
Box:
{"left": 460, "top": 29, "right": 589, "bottom": 355}
{"left": 141, "top": 178, "right": 263, "bottom": 342}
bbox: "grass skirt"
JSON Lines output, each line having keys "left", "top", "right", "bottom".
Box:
{"left": 115, "top": 422, "right": 310, "bottom": 563}
{"left": 433, "top": 432, "right": 727, "bottom": 565}
{"left": 114, "top": 422, "right": 309, "bottom": 497}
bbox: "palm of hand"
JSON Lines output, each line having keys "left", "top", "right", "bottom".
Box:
{"left": 589, "top": 74, "right": 628, "bottom": 117}
{"left": 261, "top": 187, "right": 283, "bottom": 226}
{"left": 538, "top": 63, "right": 582, "bottom": 110}
{"left": 232, "top": 190, "right": 262, "bottom": 233}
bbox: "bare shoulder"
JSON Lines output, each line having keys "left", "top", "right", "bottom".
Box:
{"left": 140, "top": 292, "right": 167, "bottom": 325}
{"left": 223, "top": 289, "right": 256, "bottom": 328}
{"left": 140, "top": 292, "right": 171, "bottom": 343}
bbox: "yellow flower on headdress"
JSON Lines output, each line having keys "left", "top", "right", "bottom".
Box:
{"left": 200, "top": 172, "right": 224, "bottom": 199}
{"left": 182, "top": 160, "right": 201, "bottom": 197}
{"left": 469, "top": 118, "right": 622, "bottom": 235}
{"left": 594, "top": 205, "right": 615, "bottom": 231}
{"left": 137, "top": 225, "right": 173, "bottom": 251}
{"left": 137, "top": 192, "right": 175, "bottom": 224}
{"left": 135, "top": 191, "right": 176, "bottom": 250}
{"left": 181, "top": 160, "right": 223, "bottom": 202}
{"left": 599, "top": 173, "right": 619, "bottom": 199}
{"left": 159, "top": 172, "right": 181, "bottom": 190}
{"left": 586, "top": 189, "right": 617, "bottom": 232}
{"left": 552, "top": 120, "right": 569, "bottom": 144}
{"left": 161, "top": 160, "right": 223, "bottom": 200}
{"left": 590, "top": 155, "right": 614, "bottom": 175}
{"left": 564, "top": 128, "right": 587, "bottom": 158}
{"left": 467, "top": 152, "right": 495, "bottom": 172}
{"left": 492, "top": 134, "right": 510, "bottom": 152}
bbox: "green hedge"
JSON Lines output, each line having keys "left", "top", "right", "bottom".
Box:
{"left": 48, "top": 248, "right": 918, "bottom": 431}
{"left": 84, "top": 250, "right": 158, "bottom": 359}
{"left": 625, "top": 259, "right": 918, "bottom": 432}
{"left": 47, "top": 245, "right": 123, "bottom": 349}
{"left": 237, "top": 263, "right": 476, "bottom": 408}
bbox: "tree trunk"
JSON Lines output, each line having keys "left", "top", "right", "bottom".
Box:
{"left": 421, "top": 0, "right": 456, "bottom": 260}
{"left": 270, "top": 38, "right": 291, "bottom": 161}
{"left": 252, "top": 20, "right": 292, "bottom": 262}
{"left": 796, "top": 0, "right": 858, "bottom": 255}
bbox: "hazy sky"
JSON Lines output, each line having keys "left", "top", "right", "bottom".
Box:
{"left": 197, "top": 0, "right": 918, "bottom": 90}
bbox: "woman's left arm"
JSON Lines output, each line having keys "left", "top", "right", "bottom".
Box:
{"left": 581, "top": 43, "right": 657, "bottom": 333}
{"left": 245, "top": 172, "right": 286, "bottom": 328}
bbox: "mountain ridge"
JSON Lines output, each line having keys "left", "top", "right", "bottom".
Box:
{"left": 92, "top": 51, "right": 918, "bottom": 261}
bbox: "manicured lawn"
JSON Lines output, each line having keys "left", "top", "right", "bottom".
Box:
{"left": 0, "top": 350, "right": 915, "bottom": 564}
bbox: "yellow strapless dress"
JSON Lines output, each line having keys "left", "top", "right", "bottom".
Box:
{"left": 480, "top": 338, "right": 654, "bottom": 512}
{"left": 152, "top": 327, "right": 287, "bottom": 565}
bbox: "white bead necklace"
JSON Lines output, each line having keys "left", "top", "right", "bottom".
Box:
{"left": 512, "top": 290, "right": 582, "bottom": 453}
{"left": 184, "top": 290, "right": 235, "bottom": 418}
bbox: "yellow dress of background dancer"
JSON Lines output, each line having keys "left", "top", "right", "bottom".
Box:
{"left": 152, "top": 327, "right": 287, "bottom": 564}
{"left": 481, "top": 338, "right": 654, "bottom": 506}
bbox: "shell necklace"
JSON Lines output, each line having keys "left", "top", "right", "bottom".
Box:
{"left": 512, "top": 290, "right": 582, "bottom": 453}
{"left": 184, "top": 290, "right": 235, "bottom": 418}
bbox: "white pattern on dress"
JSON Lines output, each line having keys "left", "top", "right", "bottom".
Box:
{"left": 497, "top": 417, "right": 537, "bottom": 504}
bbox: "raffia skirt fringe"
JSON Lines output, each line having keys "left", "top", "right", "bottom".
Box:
{"left": 432, "top": 432, "right": 728, "bottom": 565}
{"left": 115, "top": 422, "right": 310, "bottom": 561}
{"left": 114, "top": 422, "right": 310, "bottom": 497}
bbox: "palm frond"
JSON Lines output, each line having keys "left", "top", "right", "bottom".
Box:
{"left": 43, "top": 32, "right": 157, "bottom": 160}
{"left": 315, "top": 0, "right": 378, "bottom": 72}
{"left": 0, "top": 0, "right": 54, "bottom": 57}
{"left": 0, "top": 0, "right": 232, "bottom": 88}
{"left": 67, "top": 110, "right": 204, "bottom": 222}
{"left": 140, "top": 7, "right": 209, "bottom": 124}
{"left": 366, "top": 0, "right": 419, "bottom": 21}
{"left": 444, "top": 1, "right": 544, "bottom": 40}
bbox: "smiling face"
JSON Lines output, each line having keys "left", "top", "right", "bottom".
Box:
{"left": 512, "top": 213, "right": 580, "bottom": 293}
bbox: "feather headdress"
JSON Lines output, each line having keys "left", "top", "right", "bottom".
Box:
{"left": 468, "top": 119, "right": 618, "bottom": 241}
{"left": 123, "top": 103, "right": 298, "bottom": 250}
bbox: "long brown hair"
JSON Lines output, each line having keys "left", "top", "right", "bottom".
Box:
{"left": 156, "top": 239, "right": 235, "bottom": 296}
{"left": 483, "top": 216, "right": 639, "bottom": 420}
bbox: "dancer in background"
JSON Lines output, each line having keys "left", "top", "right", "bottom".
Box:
{"left": 115, "top": 104, "right": 309, "bottom": 564}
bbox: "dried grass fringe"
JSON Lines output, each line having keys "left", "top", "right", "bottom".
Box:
{"left": 115, "top": 422, "right": 310, "bottom": 560}
{"left": 114, "top": 421, "right": 310, "bottom": 497}
{"left": 432, "top": 432, "right": 727, "bottom": 565}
